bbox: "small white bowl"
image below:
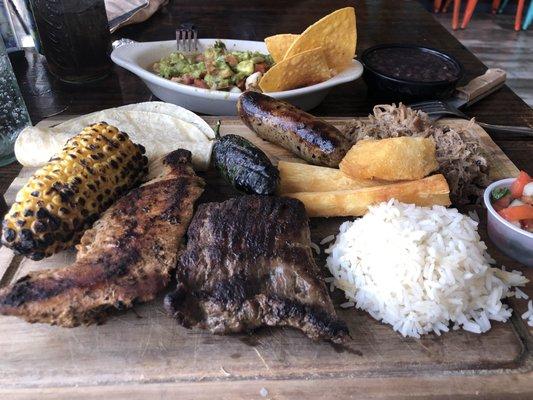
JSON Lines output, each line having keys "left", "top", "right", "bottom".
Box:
{"left": 111, "top": 39, "right": 363, "bottom": 115}
{"left": 484, "top": 178, "right": 533, "bottom": 267}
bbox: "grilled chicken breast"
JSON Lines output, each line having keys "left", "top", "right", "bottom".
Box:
{"left": 0, "top": 149, "right": 204, "bottom": 327}
{"left": 164, "top": 195, "right": 348, "bottom": 342}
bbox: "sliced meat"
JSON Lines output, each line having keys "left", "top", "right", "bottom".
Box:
{"left": 164, "top": 195, "right": 348, "bottom": 342}
{"left": 0, "top": 149, "right": 204, "bottom": 327}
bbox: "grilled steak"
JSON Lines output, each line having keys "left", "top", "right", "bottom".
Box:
{"left": 0, "top": 149, "right": 204, "bottom": 327}
{"left": 164, "top": 195, "right": 348, "bottom": 342}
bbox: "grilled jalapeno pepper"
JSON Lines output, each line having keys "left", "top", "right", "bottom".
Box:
{"left": 212, "top": 121, "right": 279, "bottom": 195}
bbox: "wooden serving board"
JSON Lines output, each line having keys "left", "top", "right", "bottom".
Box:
{"left": 0, "top": 117, "right": 531, "bottom": 399}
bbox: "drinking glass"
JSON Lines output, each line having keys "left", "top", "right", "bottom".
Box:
{"left": 29, "top": 0, "right": 112, "bottom": 84}
{"left": 0, "top": 37, "right": 31, "bottom": 166}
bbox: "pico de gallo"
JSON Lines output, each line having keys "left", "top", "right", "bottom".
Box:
{"left": 153, "top": 40, "right": 273, "bottom": 92}
{"left": 491, "top": 170, "right": 533, "bottom": 233}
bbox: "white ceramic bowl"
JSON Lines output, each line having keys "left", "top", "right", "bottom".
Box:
{"left": 111, "top": 39, "right": 363, "bottom": 115}
{"left": 484, "top": 178, "right": 533, "bottom": 267}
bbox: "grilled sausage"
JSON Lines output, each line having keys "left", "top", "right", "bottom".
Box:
{"left": 237, "top": 91, "right": 350, "bottom": 167}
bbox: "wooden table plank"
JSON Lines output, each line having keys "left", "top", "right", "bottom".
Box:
{"left": 0, "top": 118, "right": 531, "bottom": 395}
{"left": 2, "top": 371, "right": 532, "bottom": 399}
{"left": 3, "top": 0, "right": 532, "bottom": 201}
{"left": 0, "top": 0, "right": 531, "bottom": 397}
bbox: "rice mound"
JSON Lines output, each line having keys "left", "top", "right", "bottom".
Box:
{"left": 325, "top": 200, "right": 529, "bottom": 338}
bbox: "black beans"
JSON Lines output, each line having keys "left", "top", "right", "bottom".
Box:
{"left": 366, "top": 47, "right": 460, "bottom": 82}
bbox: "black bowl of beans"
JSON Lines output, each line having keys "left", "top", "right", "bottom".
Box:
{"left": 361, "top": 44, "right": 464, "bottom": 100}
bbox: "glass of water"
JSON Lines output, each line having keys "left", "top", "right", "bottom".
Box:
{"left": 0, "top": 36, "right": 31, "bottom": 166}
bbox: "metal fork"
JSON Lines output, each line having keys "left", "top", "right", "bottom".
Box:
{"left": 409, "top": 100, "right": 533, "bottom": 136}
{"left": 176, "top": 23, "right": 198, "bottom": 53}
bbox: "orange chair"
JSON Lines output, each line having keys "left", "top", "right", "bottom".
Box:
{"left": 453, "top": 0, "right": 462, "bottom": 29}
{"left": 461, "top": 0, "right": 526, "bottom": 31}
{"left": 443, "top": 0, "right": 454, "bottom": 11}
{"left": 461, "top": 0, "right": 478, "bottom": 28}
{"left": 515, "top": 0, "right": 526, "bottom": 30}
{"left": 492, "top": 0, "right": 501, "bottom": 13}
{"left": 435, "top": 0, "right": 453, "bottom": 13}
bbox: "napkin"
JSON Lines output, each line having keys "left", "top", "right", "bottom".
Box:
{"left": 105, "top": 0, "right": 168, "bottom": 32}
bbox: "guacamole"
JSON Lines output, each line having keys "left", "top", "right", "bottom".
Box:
{"left": 153, "top": 41, "right": 273, "bottom": 91}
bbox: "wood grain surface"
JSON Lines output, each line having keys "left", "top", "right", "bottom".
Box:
{"left": 2, "top": 0, "right": 532, "bottom": 204}
{"left": 0, "top": 118, "right": 531, "bottom": 399}
{"left": 0, "top": 0, "right": 532, "bottom": 398}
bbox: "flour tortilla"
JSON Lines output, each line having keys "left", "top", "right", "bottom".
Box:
{"left": 14, "top": 102, "right": 215, "bottom": 172}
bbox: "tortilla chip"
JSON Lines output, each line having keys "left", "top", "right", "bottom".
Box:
{"left": 264, "top": 34, "right": 299, "bottom": 63}
{"left": 284, "top": 7, "right": 356, "bottom": 73}
{"left": 259, "top": 47, "right": 331, "bottom": 92}
{"left": 339, "top": 137, "right": 439, "bottom": 181}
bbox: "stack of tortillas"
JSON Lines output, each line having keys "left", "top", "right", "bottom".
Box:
{"left": 15, "top": 102, "right": 215, "bottom": 177}
{"left": 261, "top": 7, "right": 357, "bottom": 92}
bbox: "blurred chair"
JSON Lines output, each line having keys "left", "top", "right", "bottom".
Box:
{"left": 459, "top": 0, "right": 528, "bottom": 30}
{"left": 515, "top": 0, "right": 526, "bottom": 30}
{"left": 434, "top": 0, "right": 444, "bottom": 12}
{"left": 453, "top": 0, "right": 462, "bottom": 30}
{"left": 461, "top": 0, "right": 478, "bottom": 28}
{"left": 523, "top": 0, "right": 533, "bottom": 28}
{"left": 498, "top": 0, "right": 511, "bottom": 13}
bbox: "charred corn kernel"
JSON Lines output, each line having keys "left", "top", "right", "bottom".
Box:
{"left": 1, "top": 122, "right": 148, "bottom": 260}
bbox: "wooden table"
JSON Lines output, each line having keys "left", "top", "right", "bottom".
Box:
{"left": 1, "top": 1, "right": 532, "bottom": 398}
{"left": 2, "top": 0, "right": 532, "bottom": 196}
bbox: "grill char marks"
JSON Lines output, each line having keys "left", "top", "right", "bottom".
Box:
{"left": 164, "top": 195, "right": 348, "bottom": 343}
{"left": 0, "top": 149, "right": 204, "bottom": 327}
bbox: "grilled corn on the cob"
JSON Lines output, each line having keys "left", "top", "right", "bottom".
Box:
{"left": 1, "top": 122, "right": 148, "bottom": 260}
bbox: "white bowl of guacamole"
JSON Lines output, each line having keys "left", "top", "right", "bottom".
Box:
{"left": 111, "top": 38, "right": 363, "bottom": 115}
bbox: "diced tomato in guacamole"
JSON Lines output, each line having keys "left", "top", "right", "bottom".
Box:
{"left": 154, "top": 40, "right": 273, "bottom": 92}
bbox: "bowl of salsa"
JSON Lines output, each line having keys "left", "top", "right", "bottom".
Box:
{"left": 484, "top": 171, "right": 533, "bottom": 267}
{"left": 361, "top": 44, "right": 463, "bottom": 100}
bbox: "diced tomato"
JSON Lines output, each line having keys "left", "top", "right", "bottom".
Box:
{"left": 205, "top": 59, "right": 216, "bottom": 74}
{"left": 523, "top": 219, "right": 533, "bottom": 233}
{"left": 510, "top": 170, "right": 532, "bottom": 198}
{"left": 193, "top": 79, "right": 209, "bottom": 89}
{"left": 181, "top": 75, "right": 194, "bottom": 85}
{"left": 492, "top": 193, "right": 513, "bottom": 212}
{"left": 499, "top": 204, "right": 533, "bottom": 221}
{"left": 236, "top": 78, "right": 246, "bottom": 91}
{"left": 254, "top": 62, "right": 268, "bottom": 74}
{"left": 225, "top": 54, "right": 238, "bottom": 67}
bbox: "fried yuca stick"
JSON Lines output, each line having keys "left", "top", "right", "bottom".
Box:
{"left": 284, "top": 174, "right": 451, "bottom": 217}
{"left": 278, "top": 161, "right": 387, "bottom": 194}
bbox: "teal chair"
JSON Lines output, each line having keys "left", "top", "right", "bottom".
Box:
{"left": 497, "top": 0, "right": 510, "bottom": 12}
{"left": 523, "top": 0, "right": 533, "bottom": 29}
{"left": 498, "top": 0, "right": 531, "bottom": 30}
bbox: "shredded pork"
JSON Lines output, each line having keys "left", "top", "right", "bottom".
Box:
{"left": 343, "top": 104, "right": 489, "bottom": 204}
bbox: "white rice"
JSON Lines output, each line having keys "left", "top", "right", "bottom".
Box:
{"left": 320, "top": 235, "right": 335, "bottom": 245}
{"left": 325, "top": 199, "right": 529, "bottom": 338}
{"left": 522, "top": 300, "right": 533, "bottom": 327}
{"left": 468, "top": 210, "right": 480, "bottom": 222}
